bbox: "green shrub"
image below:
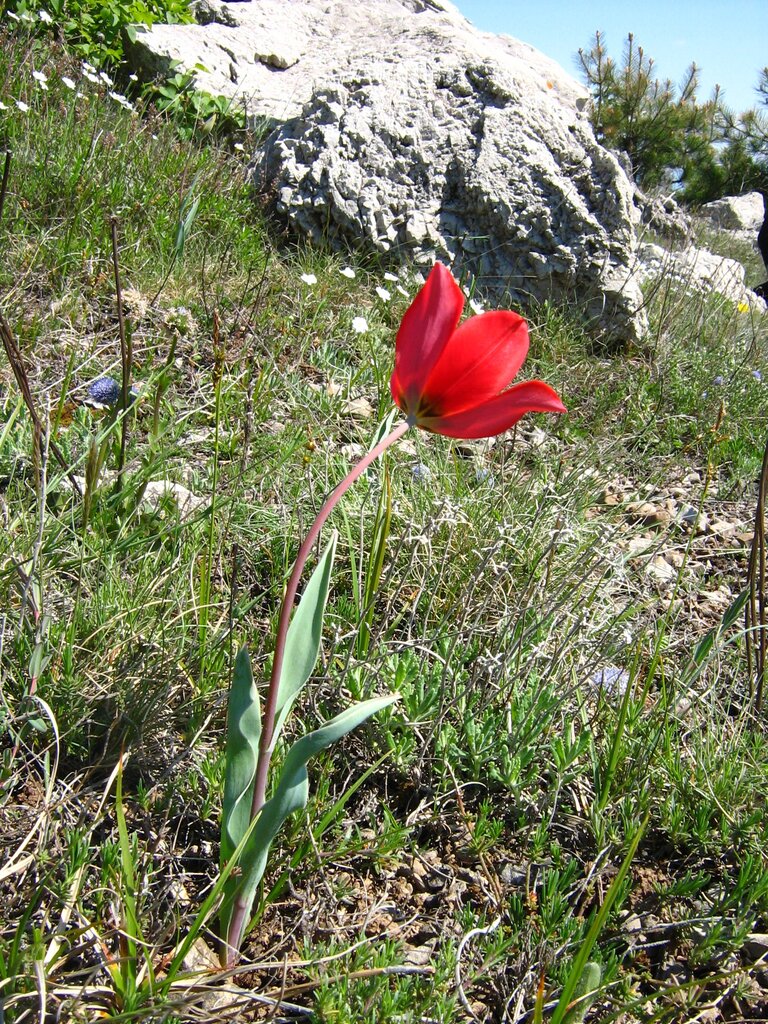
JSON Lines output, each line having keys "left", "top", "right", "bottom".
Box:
{"left": 7, "top": 0, "right": 194, "bottom": 67}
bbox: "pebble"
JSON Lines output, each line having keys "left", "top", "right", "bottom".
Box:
{"left": 646, "top": 556, "right": 678, "bottom": 583}
{"left": 343, "top": 396, "right": 375, "bottom": 419}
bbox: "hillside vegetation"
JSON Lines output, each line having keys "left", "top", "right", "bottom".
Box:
{"left": 1, "top": 8, "right": 768, "bottom": 1023}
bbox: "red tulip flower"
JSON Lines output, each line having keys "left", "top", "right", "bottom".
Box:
{"left": 391, "top": 263, "right": 566, "bottom": 438}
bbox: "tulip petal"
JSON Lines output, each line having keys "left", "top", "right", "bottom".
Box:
{"left": 419, "top": 310, "right": 529, "bottom": 416}
{"left": 418, "top": 381, "right": 566, "bottom": 439}
{"left": 391, "top": 263, "right": 465, "bottom": 411}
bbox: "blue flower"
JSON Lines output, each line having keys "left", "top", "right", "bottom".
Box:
{"left": 752, "top": 369, "right": 762, "bottom": 382}
{"left": 589, "top": 666, "right": 630, "bottom": 696}
{"left": 713, "top": 375, "right": 724, "bottom": 386}
{"left": 474, "top": 466, "right": 495, "bottom": 487}
{"left": 411, "top": 462, "right": 432, "bottom": 484}
{"left": 86, "top": 376, "right": 138, "bottom": 409}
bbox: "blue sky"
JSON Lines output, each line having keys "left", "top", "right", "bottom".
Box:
{"left": 453, "top": 1, "right": 767, "bottom": 114}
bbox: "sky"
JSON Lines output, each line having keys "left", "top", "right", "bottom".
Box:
{"left": 453, "top": 1, "right": 767, "bottom": 114}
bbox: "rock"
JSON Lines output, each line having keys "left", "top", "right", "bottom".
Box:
{"left": 637, "top": 242, "right": 766, "bottom": 310}
{"left": 646, "top": 556, "right": 678, "bottom": 584}
{"left": 745, "top": 932, "right": 768, "bottom": 959}
{"left": 626, "top": 500, "right": 671, "bottom": 527}
{"left": 141, "top": 480, "right": 208, "bottom": 520}
{"left": 679, "top": 506, "right": 709, "bottom": 534}
{"left": 635, "top": 187, "right": 691, "bottom": 241}
{"left": 342, "top": 396, "right": 375, "bottom": 419}
{"left": 127, "top": 0, "right": 647, "bottom": 346}
{"left": 699, "top": 191, "right": 765, "bottom": 233}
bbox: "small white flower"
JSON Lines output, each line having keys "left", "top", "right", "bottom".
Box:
{"left": 396, "top": 285, "right": 409, "bottom": 297}
{"left": 383, "top": 272, "right": 398, "bottom": 282}
{"left": 340, "top": 266, "right": 356, "bottom": 279}
{"left": 99, "top": 71, "right": 114, "bottom": 86}
{"left": 468, "top": 298, "right": 484, "bottom": 315}
{"left": 83, "top": 70, "right": 99, "bottom": 83}
{"left": 38, "top": 9, "right": 53, "bottom": 22}
{"left": 351, "top": 316, "right": 368, "bottom": 334}
{"left": 0, "top": 101, "right": 7, "bottom": 110}
{"left": 60, "top": 76, "right": 76, "bottom": 90}
{"left": 129, "top": 74, "right": 138, "bottom": 83}
{"left": 300, "top": 273, "right": 317, "bottom": 286}
{"left": 233, "top": 142, "right": 244, "bottom": 152}
{"left": 82, "top": 61, "right": 96, "bottom": 72}
{"left": 109, "top": 91, "right": 134, "bottom": 110}
{"left": 375, "top": 286, "right": 391, "bottom": 301}
{"left": 32, "top": 71, "right": 48, "bottom": 90}
{"left": 15, "top": 100, "right": 30, "bottom": 113}
{"left": 7, "top": 11, "right": 20, "bottom": 21}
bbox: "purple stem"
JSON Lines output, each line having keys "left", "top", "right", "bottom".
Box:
{"left": 225, "top": 417, "right": 411, "bottom": 961}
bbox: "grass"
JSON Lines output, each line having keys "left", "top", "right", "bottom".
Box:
{"left": 2, "top": 19, "right": 768, "bottom": 1024}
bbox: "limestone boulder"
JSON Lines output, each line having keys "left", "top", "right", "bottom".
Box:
{"left": 637, "top": 242, "right": 767, "bottom": 312}
{"left": 127, "top": 0, "right": 647, "bottom": 344}
{"left": 699, "top": 192, "right": 765, "bottom": 234}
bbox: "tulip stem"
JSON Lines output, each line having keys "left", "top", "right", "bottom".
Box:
{"left": 226, "top": 417, "right": 411, "bottom": 960}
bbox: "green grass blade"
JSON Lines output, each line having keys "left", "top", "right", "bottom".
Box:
{"left": 550, "top": 814, "right": 647, "bottom": 1024}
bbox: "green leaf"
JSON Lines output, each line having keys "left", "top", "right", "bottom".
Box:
{"left": 220, "top": 648, "right": 261, "bottom": 868}
{"left": 271, "top": 533, "right": 338, "bottom": 747}
{"left": 221, "top": 692, "right": 397, "bottom": 947}
{"left": 550, "top": 816, "right": 647, "bottom": 1024}
{"left": 692, "top": 588, "right": 748, "bottom": 667}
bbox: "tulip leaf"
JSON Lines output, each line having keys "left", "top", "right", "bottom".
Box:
{"left": 271, "top": 532, "right": 338, "bottom": 748}
{"left": 220, "top": 647, "right": 261, "bottom": 869}
{"left": 220, "top": 692, "right": 398, "bottom": 947}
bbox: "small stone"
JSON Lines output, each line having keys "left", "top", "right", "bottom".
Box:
{"left": 599, "top": 488, "right": 622, "bottom": 506}
{"left": 625, "top": 535, "right": 654, "bottom": 555}
{"left": 141, "top": 480, "right": 207, "bottom": 520}
{"left": 709, "top": 519, "right": 735, "bottom": 537}
{"left": 623, "top": 913, "right": 643, "bottom": 934}
{"left": 646, "top": 556, "right": 678, "bottom": 583}
{"left": 500, "top": 863, "right": 526, "bottom": 885}
{"left": 663, "top": 548, "right": 685, "bottom": 568}
{"left": 343, "top": 396, "right": 375, "bottom": 419}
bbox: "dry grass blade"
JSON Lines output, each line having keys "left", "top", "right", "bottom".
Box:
{"left": 0, "top": 311, "right": 82, "bottom": 497}
{"left": 0, "top": 149, "right": 11, "bottom": 229}
{"left": 745, "top": 431, "right": 768, "bottom": 711}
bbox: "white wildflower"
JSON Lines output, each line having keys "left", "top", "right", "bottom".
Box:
{"left": 340, "top": 266, "right": 356, "bottom": 279}
{"left": 38, "top": 9, "right": 53, "bottom": 22}
{"left": 300, "top": 273, "right": 317, "bottom": 286}
{"left": 15, "top": 100, "right": 29, "bottom": 113}
{"left": 351, "top": 316, "right": 368, "bottom": 334}
{"left": 375, "top": 286, "right": 391, "bottom": 301}
{"left": 109, "top": 91, "right": 134, "bottom": 110}
{"left": 32, "top": 71, "right": 48, "bottom": 90}
{"left": 60, "top": 76, "right": 76, "bottom": 90}
{"left": 99, "top": 71, "right": 114, "bottom": 86}
{"left": 233, "top": 142, "right": 244, "bottom": 152}
{"left": 396, "top": 285, "right": 409, "bottom": 297}
{"left": 0, "top": 101, "right": 7, "bottom": 110}
{"left": 7, "top": 11, "right": 20, "bottom": 21}
{"left": 468, "top": 298, "right": 484, "bottom": 315}
{"left": 383, "top": 272, "right": 398, "bottom": 282}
